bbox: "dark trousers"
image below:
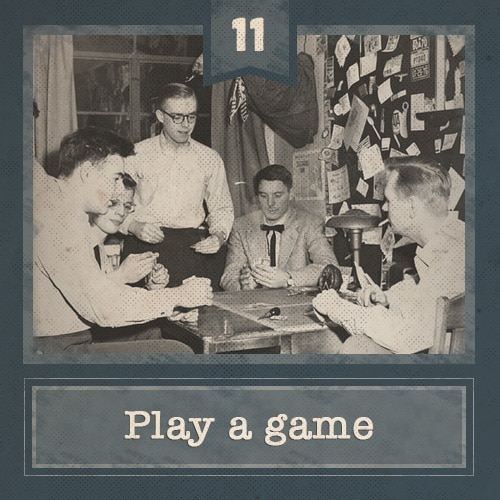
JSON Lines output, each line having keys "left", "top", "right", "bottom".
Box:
{"left": 33, "top": 325, "right": 194, "bottom": 354}
{"left": 122, "top": 227, "right": 227, "bottom": 291}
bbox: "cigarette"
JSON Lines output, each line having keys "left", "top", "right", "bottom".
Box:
{"left": 378, "top": 218, "right": 390, "bottom": 227}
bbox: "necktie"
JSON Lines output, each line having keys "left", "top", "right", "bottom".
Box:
{"left": 260, "top": 224, "right": 285, "bottom": 267}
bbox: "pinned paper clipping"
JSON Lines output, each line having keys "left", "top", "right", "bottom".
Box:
{"left": 327, "top": 165, "right": 350, "bottom": 204}
{"left": 335, "top": 35, "right": 351, "bottom": 67}
{"left": 358, "top": 144, "right": 385, "bottom": 180}
{"left": 344, "top": 95, "right": 369, "bottom": 151}
{"left": 329, "top": 124, "right": 344, "bottom": 150}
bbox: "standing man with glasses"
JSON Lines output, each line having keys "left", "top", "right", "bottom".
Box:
{"left": 123, "top": 83, "right": 234, "bottom": 289}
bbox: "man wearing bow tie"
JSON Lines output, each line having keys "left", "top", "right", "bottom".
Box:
{"left": 221, "top": 164, "right": 338, "bottom": 291}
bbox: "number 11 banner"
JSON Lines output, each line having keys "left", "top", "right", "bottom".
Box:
{"left": 207, "top": 0, "right": 294, "bottom": 85}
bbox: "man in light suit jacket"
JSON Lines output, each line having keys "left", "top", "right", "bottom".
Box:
{"left": 221, "top": 164, "right": 338, "bottom": 291}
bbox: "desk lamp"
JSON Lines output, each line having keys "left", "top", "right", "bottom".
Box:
{"left": 326, "top": 208, "right": 380, "bottom": 289}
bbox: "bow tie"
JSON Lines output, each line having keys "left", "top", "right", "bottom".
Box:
{"left": 260, "top": 224, "right": 284, "bottom": 233}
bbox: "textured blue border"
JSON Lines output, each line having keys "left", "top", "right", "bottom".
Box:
{"left": 2, "top": 0, "right": 499, "bottom": 498}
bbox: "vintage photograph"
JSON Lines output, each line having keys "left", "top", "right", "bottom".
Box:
{"left": 29, "top": 31, "right": 468, "bottom": 356}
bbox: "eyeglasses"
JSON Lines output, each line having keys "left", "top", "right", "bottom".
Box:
{"left": 159, "top": 109, "right": 197, "bottom": 124}
{"left": 109, "top": 199, "right": 136, "bottom": 214}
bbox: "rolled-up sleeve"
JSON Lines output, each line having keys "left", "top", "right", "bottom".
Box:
{"left": 35, "top": 231, "right": 177, "bottom": 328}
{"left": 205, "top": 152, "right": 234, "bottom": 239}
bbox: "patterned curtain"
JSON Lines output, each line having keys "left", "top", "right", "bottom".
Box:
{"left": 33, "top": 35, "right": 78, "bottom": 177}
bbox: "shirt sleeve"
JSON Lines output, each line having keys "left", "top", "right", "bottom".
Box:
{"left": 35, "top": 229, "right": 179, "bottom": 328}
{"left": 220, "top": 226, "right": 246, "bottom": 291}
{"left": 204, "top": 152, "right": 234, "bottom": 239}
{"left": 289, "top": 216, "right": 339, "bottom": 287}
{"left": 327, "top": 279, "right": 445, "bottom": 353}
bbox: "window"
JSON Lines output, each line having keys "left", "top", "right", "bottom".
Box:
{"left": 73, "top": 35, "right": 210, "bottom": 145}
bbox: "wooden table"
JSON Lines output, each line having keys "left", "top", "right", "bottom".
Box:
{"left": 173, "top": 288, "right": 344, "bottom": 354}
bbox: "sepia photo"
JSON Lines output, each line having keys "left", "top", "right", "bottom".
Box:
{"left": 27, "top": 29, "right": 471, "bottom": 359}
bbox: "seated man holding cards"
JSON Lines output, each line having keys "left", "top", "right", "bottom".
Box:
{"left": 33, "top": 127, "right": 212, "bottom": 354}
{"left": 221, "top": 164, "right": 339, "bottom": 291}
{"left": 312, "top": 157, "right": 465, "bottom": 354}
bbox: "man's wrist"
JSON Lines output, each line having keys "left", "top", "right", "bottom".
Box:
{"left": 212, "top": 230, "right": 226, "bottom": 246}
{"left": 285, "top": 272, "right": 294, "bottom": 288}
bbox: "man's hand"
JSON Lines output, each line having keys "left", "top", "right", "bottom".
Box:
{"left": 145, "top": 263, "right": 169, "bottom": 290}
{"left": 251, "top": 262, "right": 289, "bottom": 289}
{"left": 168, "top": 308, "right": 199, "bottom": 324}
{"left": 129, "top": 220, "right": 164, "bottom": 244}
{"left": 356, "top": 275, "right": 389, "bottom": 308}
{"left": 190, "top": 234, "right": 223, "bottom": 254}
{"left": 112, "top": 252, "right": 158, "bottom": 285}
{"left": 175, "top": 277, "right": 213, "bottom": 308}
{"left": 356, "top": 285, "right": 389, "bottom": 308}
{"left": 239, "top": 263, "right": 257, "bottom": 290}
{"left": 312, "top": 289, "right": 343, "bottom": 318}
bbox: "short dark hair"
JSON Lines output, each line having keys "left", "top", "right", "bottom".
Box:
{"left": 253, "top": 164, "right": 293, "bottom": 195}
{"left": 385, "top": 156, "right": 451, "bottom": 216}
{"left": 58, "top": 127, "right": 135, "bottom": 179}
{"left": 157, "top": 83, "right": 197, "bottom": 109}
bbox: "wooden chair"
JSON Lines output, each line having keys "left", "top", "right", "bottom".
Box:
{"left": 429, "top": 293, "right": 466, "bottom": 354}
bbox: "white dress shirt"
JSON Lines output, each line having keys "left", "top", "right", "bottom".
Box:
{"left": 123, "top": 133, "right": 234, "bottom": 239}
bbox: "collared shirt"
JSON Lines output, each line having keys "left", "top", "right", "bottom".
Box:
{"left": 328, "top": 214, "right": 465, "bottom": 353}
{"left": 123, "top": 133, "right": 234, "bottom": 238}
{"left": 33, "top": 177, "right": 180, "bottom": 337}
{"left": 262, "top": 212, "right": 288, "bottom": 266}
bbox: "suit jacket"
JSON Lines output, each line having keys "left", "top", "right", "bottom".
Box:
{"left": 221, "top": 207, "right": 338, "bottom": 291}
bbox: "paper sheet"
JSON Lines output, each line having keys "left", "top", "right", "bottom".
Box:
{"left": 328, "top": 124, "right": 344, "bottom": 149}
{"left": 406, "top": 142, "right": 421, "bottom": 156}
{"left": 292, "top": 150, "right": 324, "bottom": 200}
{"left": 442, "top": 132, "right": 458, "bottom": 151}
{"left": 347, "top": 63, "right": 360, "bottom": 89}
{"left": 360, "top": 52, "right": 377, "bottom": 76}
{"left": 358, "top": 144, "right": 385, "bottom": 180}
{"left": 326, "top": 165, "right": 350, "bottom": 204}
{"left": 383, "top": 54, "right": 403, "bottom": 78}
{"left": 377, "top": 78, "right": 393, "bottom": 104}
{"left": 364, "top": 35, "right": 382, "bottom": 54}
{"left": 383, "top": 35, "right": 400, "bottom": 52}
{"left": 356, "top": 178, "right": 369, "bottom": 197}
{"left": 335, "top": 35, "right": 351, "bottom": 67}
{"left": 344, "top": 95, "right": 369, "bottom": 151}
{"left": 334, "top": 93, "right": 351, "bottom": 116}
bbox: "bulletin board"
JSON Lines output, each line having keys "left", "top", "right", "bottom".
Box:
{"left": 322, "top": 34, "right": 466, "bottom": 277}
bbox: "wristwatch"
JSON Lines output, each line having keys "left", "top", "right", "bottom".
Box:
{"left": 286, "top": 274, "right": 295, "bottom": 287}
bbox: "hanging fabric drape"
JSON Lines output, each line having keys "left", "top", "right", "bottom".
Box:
{"left": 243, "top": 52, "right": 318, "bottom": 149}
{"left": 211, "top": 80, "right": 269, "bottom": 218}
{"left": 33, "top": 35, "right": 78, "bottom": 177}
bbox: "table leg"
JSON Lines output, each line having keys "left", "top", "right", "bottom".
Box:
{"left": 280, "top": 334, "right": 293, "bottom": 354}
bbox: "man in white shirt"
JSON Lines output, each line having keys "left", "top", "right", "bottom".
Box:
{"left": 221, "top": 164, "right": 338, "bottom": 291}
{"left": 33, "top": 127, "right": 213, "bottom": 354}
{"left": 123, "top": 83, "right": 234, "bottom": 289}
{"left": 312, "top": 157, "right": 465, "bottom": 354}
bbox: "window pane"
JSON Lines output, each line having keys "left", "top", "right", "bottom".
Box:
{"left": 74, "top": 59, "right": 130, "bottom": 113}
{"left": 136, "top": 35, "right": 202, "bottom": 57}
{"left": 139, "top": 62, "right": 193, "bottom": 114}
{"left": 77, "top": 115, "right": 130, "bottom": 140}
{"left": 73, "top": 35, "right": 134, "bottom": 54}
